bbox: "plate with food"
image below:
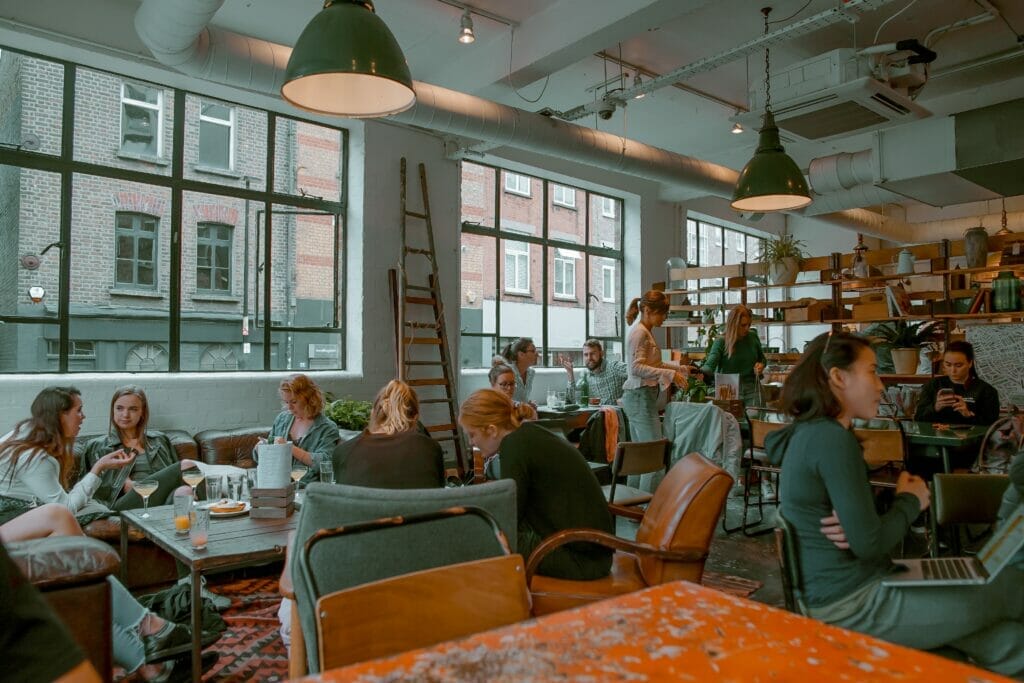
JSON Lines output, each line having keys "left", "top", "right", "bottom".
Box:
{"left": 204, "top": 499, "right": 251, "bottom": 518}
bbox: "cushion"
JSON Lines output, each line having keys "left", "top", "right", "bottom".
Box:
{"left": 6, "top": 536, "right": 120, "bottom": 589}
{"left": 194, "top": 426, "right": 269, "bottom": 466}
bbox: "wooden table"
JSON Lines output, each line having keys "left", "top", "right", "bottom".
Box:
{"left": 307, "top": 580, "right": 1008, "bottom": 682}
{"left": 120, "top": 504, "right": 297, "bottom": 681}
{"left": 902, "top": 421, "right": 989, "bottom": 472}
{"left": 535, "top": 404, "right": 602, "bottom": 431}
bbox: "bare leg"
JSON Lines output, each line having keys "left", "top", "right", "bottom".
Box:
{"left": 0, "top": 504, "right": 83, "bottom": 542}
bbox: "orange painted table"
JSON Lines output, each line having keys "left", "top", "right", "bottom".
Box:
{"left": 304, "top": 580, "right": 1009, "bottom": 682}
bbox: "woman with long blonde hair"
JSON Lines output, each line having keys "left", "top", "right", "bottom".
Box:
{"left": 459, "top": 388, "right": 613, "bottom": 580}
{"left": 700, "top": 304, "right": 766, "bottom": 404}
{"left": 332, "top": 380, "right": 445, "bottom": 488}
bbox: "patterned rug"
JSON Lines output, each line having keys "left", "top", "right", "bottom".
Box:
{"left": 203, "top": 575, "right": 289, "bottom": 682}
{"left": 701, "top": 570, "right": 763, "bottom": 598}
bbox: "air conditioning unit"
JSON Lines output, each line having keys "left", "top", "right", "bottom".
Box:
{"left": 733, "top": 49, "right": 930, "bottom": 142}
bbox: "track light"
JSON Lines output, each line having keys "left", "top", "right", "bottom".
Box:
{"left": 458, "top": 9, "right": 475, "bottom": 44}
{"left": 633, "top": 73, "right": 645, "bottom": 99}
{"left": 731, "top": 122, "right": 744, "bottom": 134}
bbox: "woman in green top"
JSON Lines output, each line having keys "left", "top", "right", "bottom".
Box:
{"left": 260, "top": 374, "right": 339, "bottom": 485}
{"left": 700, "top": 304, "right": 766, "bottom": 405}
{"left": 765, "top": 331, "right": 1024, "bottom": 677}
{"left": 459, "top": 388, "right": 613, "bottom": 580}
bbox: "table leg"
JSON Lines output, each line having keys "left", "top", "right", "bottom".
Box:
{"left": 940, "top": 446, "right": 951, "bottom": 473}
{"left": 119, "top": 518, "right": 128, "bottom": 584}
{"left": 191, "top": 567, "right": 202, "bottom": 682}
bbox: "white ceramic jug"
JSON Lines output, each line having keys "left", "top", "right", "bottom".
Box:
{"left": 895, "top": 248, "right": 915, "bottom": 275}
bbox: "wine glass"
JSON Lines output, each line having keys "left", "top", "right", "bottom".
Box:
{"left": 133, "top": 480, "right": 159, "bottom": 518}
{"left": 182, "top": 468, "right": 205, "bottom": 502}
{"left": 290, "top": 465, "right": 308, "bottom": 484}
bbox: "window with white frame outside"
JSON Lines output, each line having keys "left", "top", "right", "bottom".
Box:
{"left": 504, "top": 240, "right": 530, "bottom": 293}
{"left": 602, "top": 263, "right": 615, "bottom": 302}
{"left": 554, "top": 248, "right": 578, "bottom": 298}
{"left": 198, "top": 101, "right": 234, "bottom": 170}
{"left": 503, "top": 172, "right": 531, "bottom": 197}
{"left": 120, "top": 83, "right": 162, "bottom": 157}
{"left": 600, "top": 197, "right": 617, "bottom": 218}
{"left": 552, "top": 184, "right": 576, "bottom": 208}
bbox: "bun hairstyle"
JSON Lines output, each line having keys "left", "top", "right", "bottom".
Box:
{"left": 369, "top": 380, "right": 420, "bottom": 435}
{"left": 781, "top": 331, "right": 873, "bottom": 422}
{"left": 2, "top": 386, "right": 81, "bottom": 489}
{"left": 458, "top": 388, "right": 531, "bottom": 433}
{"left": 944, "top": 340, "right": 980, "bottom": 379}
{"left": 498, "top": 337, "right": 534, "bottom": 364}
{"left": 279, "top": 373, "right": 325, "bottom": 418}
{"left": 625, "top": 290, "right": 670, "bottom": 325}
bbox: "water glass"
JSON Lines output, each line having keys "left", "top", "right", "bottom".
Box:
{"left": 207, "top": 475, "right": 223, "bottom": 502}
{"left": 227, "top": 473, "right": 243, "bottom": 502}
{"left": 319, "top": 460, "right": 335, "bottom": 484}
{"left": 546, "top": 389, "right": 558, "bottom": 408}
{"left": 190, "top": 508, "right": 210, "bottom": 551}
{"left": 173, "top": 494, "right": 191, "bottom": 536}
{"left": 245, "top": 468, "right": 258, "bottom": 498}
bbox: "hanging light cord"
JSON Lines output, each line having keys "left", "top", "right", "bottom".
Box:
{"left": 506, "top": 27, "right": 551, "bottom": 104}
{"left": 763, "top": 8, "right": 772, "bottom": 114}
{"left": 767, "top": 0, "right": 812, "bottom": 25}
{"left": 1003, "top": 198, "right": 1008, "bottom": 232}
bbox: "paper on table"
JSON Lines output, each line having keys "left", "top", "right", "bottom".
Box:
{"left": 255, "top": 442, "right": 292, "bottom": 489}
{"left": 195, "top": 462, "right": 247, "bottom": 480}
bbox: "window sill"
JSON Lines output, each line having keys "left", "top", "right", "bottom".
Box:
{"left": 193, "top": 164, "right": 244, "bottom": 179}
{"left": 116, "top": 151, "right": 170, "bottom": 167}
{"left": 553, "top": 294, "right": 577, "bottom": 302}
{"left": 109, "top": 287, "right": 164, "bottom": 300}
{"left": 552, "top": 203, "right": 577, "bottom": 212}
{"left": 503, "top": 189, "right": 531, "bottom": 198}
{"left": 503, "top": 290, "right": 532, "bottom": 298}
{"left": 192, "top": 293, "right": 241, "bottom": 303}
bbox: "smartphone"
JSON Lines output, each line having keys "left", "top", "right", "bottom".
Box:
{"left": 937, "top": 388, "right": 955, "bottom": 401}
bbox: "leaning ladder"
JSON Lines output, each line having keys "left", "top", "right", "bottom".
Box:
{"left": 392, "top": 158, "right": 466, "bottom": 478}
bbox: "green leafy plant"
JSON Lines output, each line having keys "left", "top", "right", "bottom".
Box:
{"left": 875, "top": 320, "right": 942, "bottom": 348}
{"left": 325, "top": 398, "right": 372, "bottom": 431}
{"left": 759, "top": 234, "right": 807, "bottom": 266}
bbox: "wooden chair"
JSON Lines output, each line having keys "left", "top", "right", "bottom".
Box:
{"left": 527, "top": 453, "right": 732, "bottom": 616}
{"left": 773, "top": 508, "right": 806, "bottom": 615}
{"left": 929, "top": 473, "right": 1010, "bottom": 557}
{"left": 602, "top": 439, "right": 670, "bottom": 520}
{"left": 854, "top": 419, "right": 906, "bottom": 488}
{"left": 306, "top": 507, "right": 531, "bottom": 670}
{"left": 725, "top": 415, "right": 786, "bottom": 535}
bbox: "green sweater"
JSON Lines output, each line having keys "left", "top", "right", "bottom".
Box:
{"left": 765, "top": 418, "right": 920, "bottom": 607}
{"left": 498, "top": 422, "right": 613, "bottom": 580}
{"left": 701, "top": 332, "right": 766, "bottom": 389}
{"left": 268, "top": 411, "right": 340, "bottom": 485}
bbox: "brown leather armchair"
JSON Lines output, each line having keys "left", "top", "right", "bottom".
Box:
{"left": 527, "top": 452, "right": 733, "bottom": 616}
{"left": 7, "top": 536, "right": 120, "bottom": 682}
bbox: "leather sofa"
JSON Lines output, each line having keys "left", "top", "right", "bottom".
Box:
{"left": 7, "top": 535, "right": 119, "bottom": 682}
{"left": 73, "top": 426, "right": 270, "bottom": 589}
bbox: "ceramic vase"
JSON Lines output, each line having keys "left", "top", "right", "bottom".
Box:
{"left": 768, "top": 257, "right": 799, "bottom": 285}
{"left": 963, "top": 227, "right": 988, "bottom": 269}
{"left": 891, "top": 348, "right": 921, "bottom": 375}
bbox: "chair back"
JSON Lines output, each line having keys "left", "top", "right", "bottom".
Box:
{"left": 531, "top": 418, "right": 569, "bottom": 441}
{"left": 932, "top": 474, "right": 1010, "bottom": 526}
{"left": 713, "top": 399, "right": 746, "bottom": 424}
{"left": 749, "top": 417, "right": 786, "bottom": 450}
{"left": 853, "top": 421, "right": 905, "bottom": 470}
{"left": 634, "top": 452, "right": 732, "bottom": 585}
{"left": 292, "top": 480, "right": 517, "bottom": 673}
{"left": 610, "top": 439, "right": 669, "bottom": 478}
{"left": 316, "top": 552, "right": 530, "bottom": 670}
{"left": 773, "top": 508, "right": 806, "bottom": 614}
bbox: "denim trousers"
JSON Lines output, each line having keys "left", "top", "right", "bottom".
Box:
{"left": 108, "top": 575, "right": 148, "bottom": 672}
{"left": 622, "top": 386, "right": 664, "bottom": 492}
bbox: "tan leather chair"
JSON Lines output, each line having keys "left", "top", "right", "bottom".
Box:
{"left": 193, "top": 426, "right": 269, "bottom": 466}
{"left": 527, "top": 452, "right": 732, "bottom": 616}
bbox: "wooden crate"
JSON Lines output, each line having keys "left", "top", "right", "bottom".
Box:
{"left": 851, "top": 301, "right": 889, "bottom": 320}
{"left": 785, "top": 301, "right": 832, "bottom": 322}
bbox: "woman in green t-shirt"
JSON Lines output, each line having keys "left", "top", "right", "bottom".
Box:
{"left": 701, "top": 304, "right": 766, "bottom": 404}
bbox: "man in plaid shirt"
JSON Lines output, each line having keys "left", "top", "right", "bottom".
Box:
{"left": 559, "top": 339, "right": 628, "bottom": 405}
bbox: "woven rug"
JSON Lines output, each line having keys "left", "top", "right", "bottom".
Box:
{"left": 202, "top": 575, "right": 289, "bottom": 682}
{"left": 701, "top": 570, "right": 763, "bottom": 598}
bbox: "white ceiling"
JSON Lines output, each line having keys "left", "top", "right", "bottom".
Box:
{"left": 3, "top": 0, "right": 1024, "bottom": 215}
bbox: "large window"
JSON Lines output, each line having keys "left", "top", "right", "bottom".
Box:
{"left": 460, "top": 162, "right": 624, "bottom": 368}
{"left": 0, "top": 49, "right": 347, "bottom": 373}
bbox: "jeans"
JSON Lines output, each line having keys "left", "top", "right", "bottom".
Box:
{"left": 622, "top": 386, "right": 664, "bottom": 492}
{"left": 108, "top": 576, "right": 147, "bottom": 672}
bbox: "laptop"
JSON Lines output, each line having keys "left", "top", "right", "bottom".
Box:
{"left": 882, "top": 504, "right": 1024, "bottom": 587}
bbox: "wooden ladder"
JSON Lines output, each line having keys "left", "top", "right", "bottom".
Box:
{"left": 392, "top": 158, "right": 466, "bottom": 479}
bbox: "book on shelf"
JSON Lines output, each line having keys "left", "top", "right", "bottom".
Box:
{"left": 885, "top": 284, "right": 914, "bottom": 317}
{"left": 967, "top": 288, "right": 986, "bottom": 314}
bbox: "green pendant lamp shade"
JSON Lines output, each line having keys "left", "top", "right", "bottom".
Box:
{"left": 730, "top": 110, "right": 812, "bottom": 212}
{"left": 282, "top": 0, "right": 415, "bottom": 118}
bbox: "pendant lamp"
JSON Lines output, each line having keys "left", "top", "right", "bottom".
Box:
{"left": 282, "top": 0, "right": 415, "bottom": 118}
{"left": 731, "top": 7, "right": 811, "bottom": 212}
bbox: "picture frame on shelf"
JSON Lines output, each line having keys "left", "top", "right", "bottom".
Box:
{"left": 885, "top": 283, "right": 913, "bottom": 317}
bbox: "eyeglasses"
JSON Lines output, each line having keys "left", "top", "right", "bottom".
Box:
{"left": 496, "top": 382, "right": 516, "bottom": 389}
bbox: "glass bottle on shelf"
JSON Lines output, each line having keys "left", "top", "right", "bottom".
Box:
{"left": 992, "top": 271, "right": 1021, "bottom": 312}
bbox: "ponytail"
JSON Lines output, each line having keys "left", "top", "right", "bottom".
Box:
{"left": 369, "top": 380, "right": 419, "bottom": 435}
{"left": 625, "top": 290, "right": 670, "bottom": 325}
{"left": 625, "top": 297, "right": 641, "bottom": 325}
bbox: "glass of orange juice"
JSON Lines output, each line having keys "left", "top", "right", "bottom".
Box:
{"left": 173, "top": 493, "right": 191, "bottom": 535}
{"left": 190, "top": 508, "right": 210, "bottom": 551}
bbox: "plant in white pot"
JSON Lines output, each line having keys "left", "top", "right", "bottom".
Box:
{"left": 760, "top": 234, "right": 806, "bottom": 286}
{"left": 876, "top": 320, "right": 941, "bottom": 375}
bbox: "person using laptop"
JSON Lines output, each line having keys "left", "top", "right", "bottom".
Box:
{"left": 765, "top": 331, "right": 1024, "bottom": 677}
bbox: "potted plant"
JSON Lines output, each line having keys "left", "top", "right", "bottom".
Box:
{"left": 325, "top": 397, "right": 373, "bottom": 440}
{"left": 760, "top": 234, "right": 807, "bottom": 285}
{"left": 875, "top": 320, "right": 941, "bottom": 375}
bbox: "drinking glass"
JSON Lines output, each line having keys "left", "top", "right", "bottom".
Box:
{"left": 227, "top": 473, "right": 243, "bottom": 502}
{"left": 182, "top": 467, "right": 205, "bottom": 501}
{"left": 173, "top": 493, "right": 191, "bottom": 535}
{"left": 546, "top": 389, "right": 557, "bottom": 408}
{"left": 319, "top": 460, "right": 335, "bottom": 484}
{"left": 207, "top": 475, "right": 223, "bottom": 502}
{"left": 290, "top": 465, "right": 308, "bottom": 484}
{"left": 132, "top": 480, "right": 158, "bottom": 519}
{"left": 190, "top": 508, "right": 210, "bottom": 551}
{"left": 245, "top": 468, "right": 258, "bottom": 499}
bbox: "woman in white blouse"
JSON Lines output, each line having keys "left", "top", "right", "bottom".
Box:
{"left": 622, "top": 290, "right": 688, "bottom": 489}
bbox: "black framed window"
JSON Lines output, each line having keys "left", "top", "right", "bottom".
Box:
{"left": 196, "top": 222, "right": 232, "bottom": 292}
{"left": 115, "top": 212, "right": 158, "bottom": 288}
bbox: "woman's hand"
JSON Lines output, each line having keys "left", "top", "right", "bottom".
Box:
{"left": 557, "top": 353, "right": 575, "bottom": 380}
{"left": 896, "top": 470, "right": 930, "bottom": 511}
{"left": 274, "top": 436, "right": 287, "bottom": 445}
{"left": 92, "top": 449, "right": 135, "bottom": 476}
{"left": 178, "top": 459, "right": 196, "bottom": 470}
{"left": 754, "top": 362, "right": 765, "bottom": 376}
{"left": 673, "top": 370, "right": 689, "bottom": 387}
{"left": 951, "top": 397, "right": 974, "bottom": 418}
{"left": 819, "top": 510, "right": 849, "bottom": 550}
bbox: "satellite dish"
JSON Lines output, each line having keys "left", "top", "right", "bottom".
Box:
{"left": 20, "top": 254, "right": 41, "bottom": 270}
{"left": 21, "top": 133, "right": 40, "bottom": 151}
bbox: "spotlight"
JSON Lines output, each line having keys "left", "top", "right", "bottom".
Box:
{"left": 731, "top": 122, "right": 744, "bottom": 134}
{"left": 458, "top": 9, "right": 475, "bottom": 44}
{"left": 27, "top": 286, "right": 45, "bottom": 303}
{"left": 633, "top": 73, "right": 645, "bottom": 99}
